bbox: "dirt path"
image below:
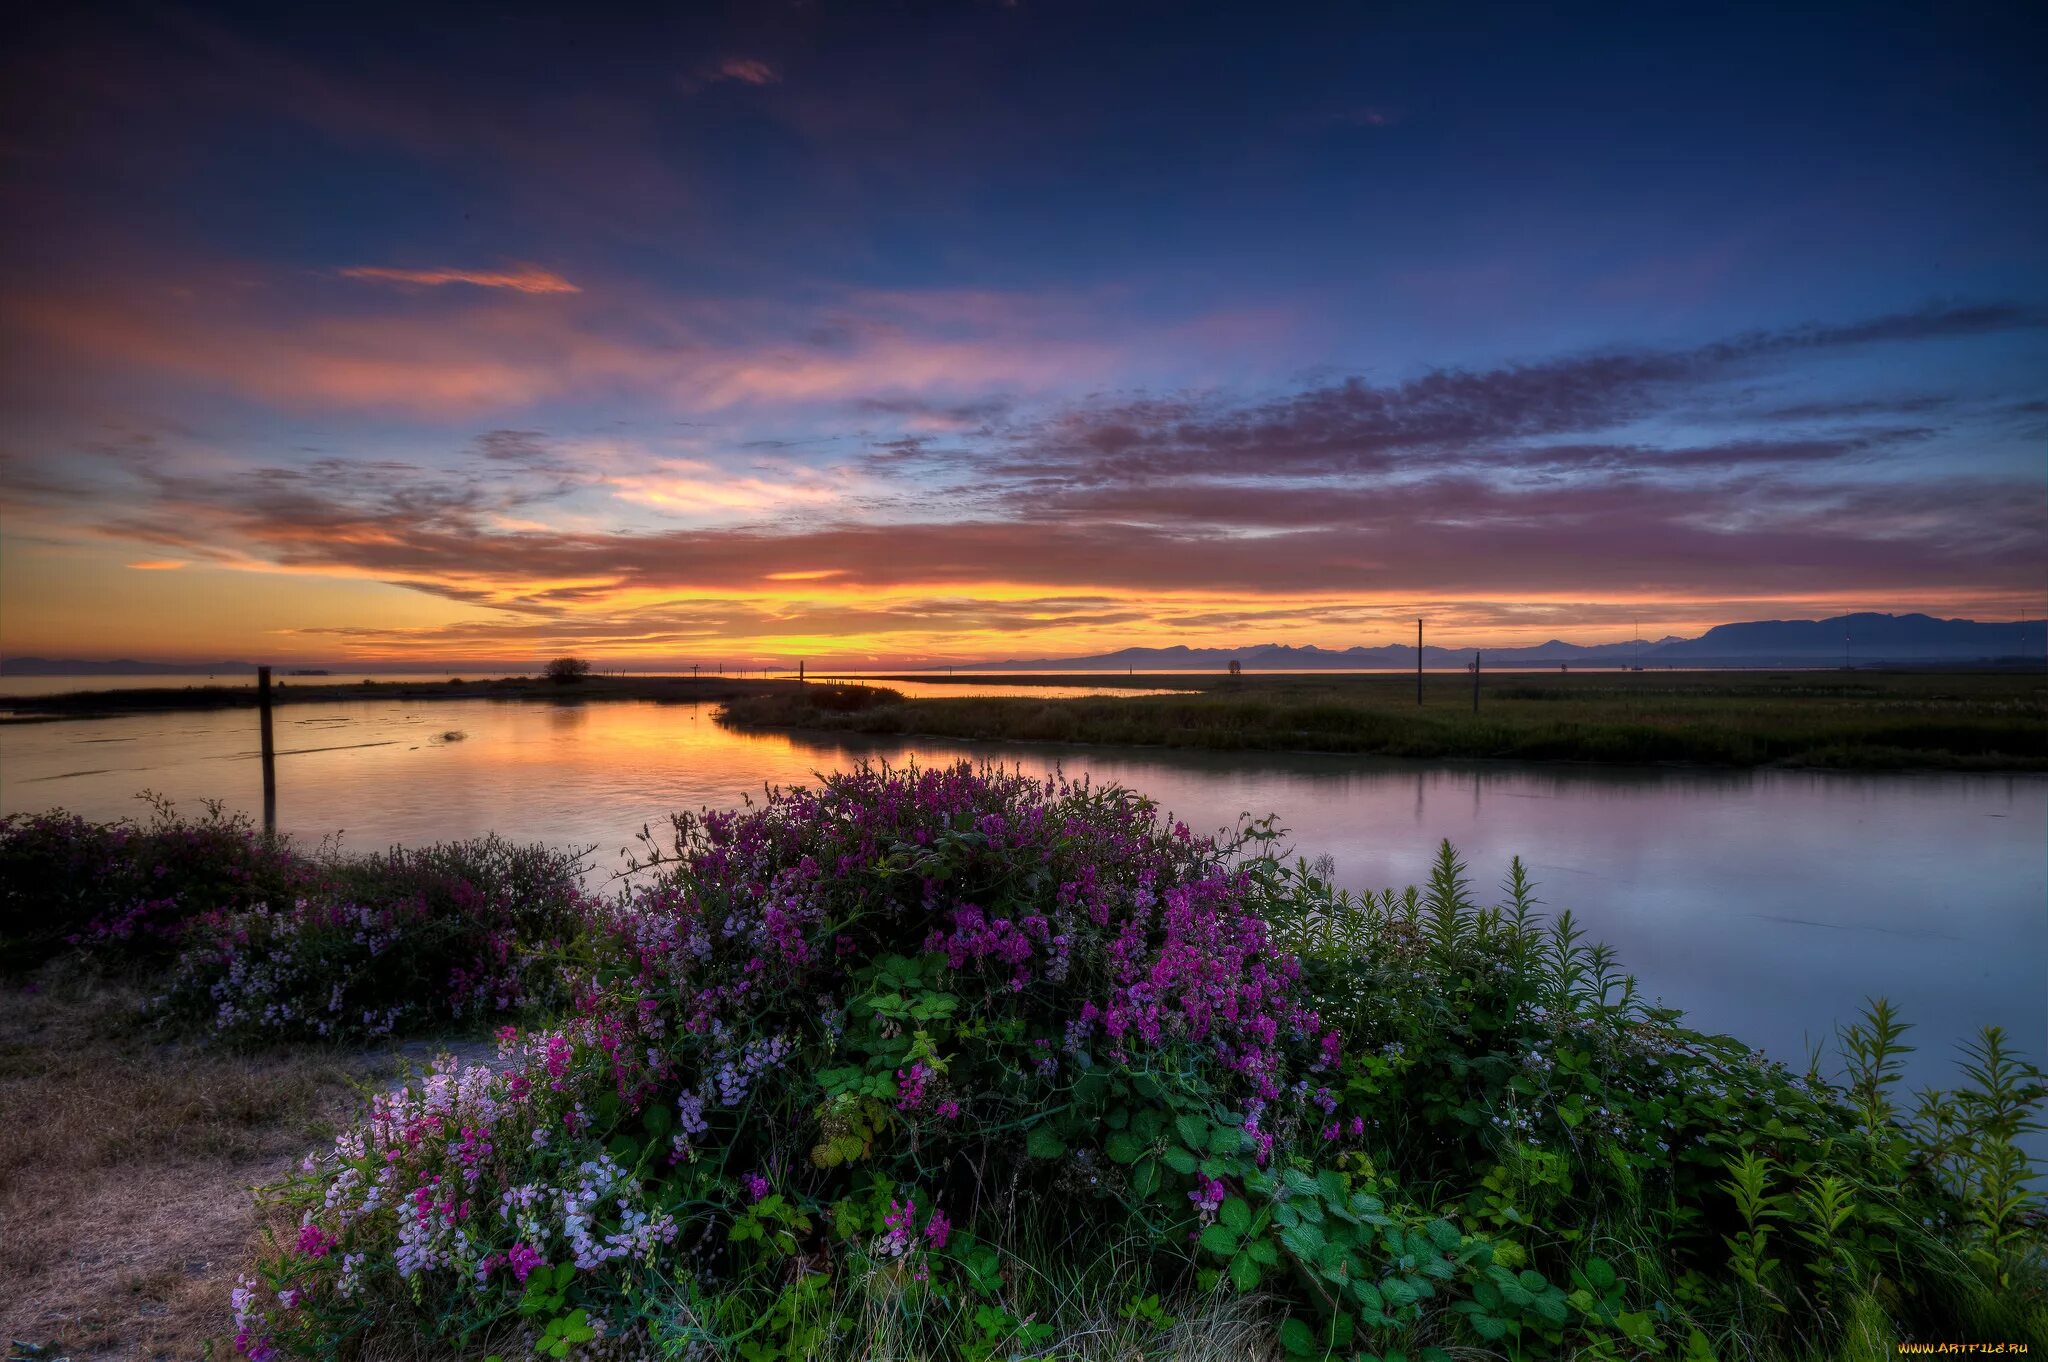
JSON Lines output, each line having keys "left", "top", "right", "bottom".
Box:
{"left": 0, "top": 976, "right": 492, "bottom": 1360}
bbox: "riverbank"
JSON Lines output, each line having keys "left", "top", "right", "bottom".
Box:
{"left": 721, "top": 669, "right": 2048, "bottom": 770}
{"left": 0, "top": 674, "right": 887, "bottom": 720}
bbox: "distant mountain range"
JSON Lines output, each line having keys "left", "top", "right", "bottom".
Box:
{"left": 955, "top": 613, "right": 2048, "bottom": 671}
{"left": 0, "top": 657, "right": 259, "bottom": 676}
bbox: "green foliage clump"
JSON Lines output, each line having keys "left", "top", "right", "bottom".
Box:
{"left": 0, "top": 794, "right": 314, "bottom": 966}
{"left": 1269, "top": 841, "right": 2048, "bottom": 1354}
{"left": 159, "top": 835, "right": 594, "bottom": 1043}
{"left": 0, "top": 796, "right": 591, "bottom": 1041}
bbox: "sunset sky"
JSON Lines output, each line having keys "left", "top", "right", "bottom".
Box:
{"left": 2, "top": 2, "right": 2043, "bottom": 668}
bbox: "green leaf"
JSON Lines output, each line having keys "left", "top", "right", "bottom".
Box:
{"left": 1105, "top": 1131, "right": 1144, "bottom": 1165}
{"left": 1163, "top": 1146, "right": 1199, "bottom": 1175}
{"left": 1426, "top": 1219, "right": 1460, "bottom": 1250}
{"left": 1025, "top": 1125, "right": 1067, "bottom": 1159}
{"left": 1199, "top": 1224, "right": 1241, "bottom": 1256}
{"left": 1175, "top": 1115, "right": 1208, "bottom": 1150}
{"left": 1279, "top": 1318, "right": 1318, "bottom": 1358}
{"left": 1316, "top": 1168, "right": 1348, "bottom": 1203}
{"left": 1131, "top": 1157, "right": 1161, "bottom": 1198}
{"left": 1279, "top": 1223, "right": 1325, "bottom": 1260}
{"left": 1229, "top": 1251, "right": 1261, "bottom": 1292}
{"left": 1209, "top": 1124, "right": 1243, "bottom": 1154}
{"left": 1219, "top": 1197, "right": 1252, "bottom": 1233}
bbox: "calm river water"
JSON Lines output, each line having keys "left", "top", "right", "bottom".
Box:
{"left": 3, "top": 695, "right": 2042, "bottom": 1101}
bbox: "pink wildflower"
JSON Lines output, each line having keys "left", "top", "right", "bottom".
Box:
{"left": 506, "top": 1241, "right": 546, "bottom": 1283}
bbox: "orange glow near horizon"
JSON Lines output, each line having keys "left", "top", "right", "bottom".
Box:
{"left": 1, "top": 535, "right": 2035, "bottom": 668}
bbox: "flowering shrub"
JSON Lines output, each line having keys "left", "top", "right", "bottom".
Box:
{"left": 0, "top": 795, "right": 314, "bottom": 966}
{"left": 236, "top": 764, "right": 1351, "bottom": 1357}
{"left": 214, "top": 766, "right": 2043, "bottom": 1359}
{"left": 159, "top": 836, "right": 593, "bottom": 1042}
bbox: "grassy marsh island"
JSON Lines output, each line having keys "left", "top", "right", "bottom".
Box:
{"left": 722, "top": 670, "right": 2048, "bottom": 771}
{"left": 2, "top": 767, "right": 2044, "bottom": 1359}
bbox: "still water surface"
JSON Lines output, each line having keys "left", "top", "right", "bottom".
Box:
{"left": 3, "top": 695, "right": 2042, "bottom": 1100}
{"left": 0, "top": 673, "right": 1176, "bottom": 701}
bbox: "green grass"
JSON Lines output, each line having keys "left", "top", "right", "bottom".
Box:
{"left": 719, "top": 670, "right": 2048, "bottom": 770}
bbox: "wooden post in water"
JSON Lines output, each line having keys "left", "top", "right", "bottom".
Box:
{"left": 258, "top": 665, "right": 277, "bottom": 834}
{"left": 1416, "top": 618, "right": 1423, "bottom": 706}
{"left": 798, "top": 659, "right": 805, "bottom": 685}
{"left": 1472, "top": 651, "right": 1480, "bottom": 713}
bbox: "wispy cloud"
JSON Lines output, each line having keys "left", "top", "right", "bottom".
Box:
{"left": 982, "top": 303, "right": 2048, "bottom": 488}
{"left": 3, "top": 278, "right": 1133, "bottom": 417}
{"left": 338, "top": 265, "right": 580, "bottom": 294}
{"left": 605, "top": 459, "right": 853, "bottom": 517}
{"left": 712, "top": 58, "right": 778, "bottom": 86}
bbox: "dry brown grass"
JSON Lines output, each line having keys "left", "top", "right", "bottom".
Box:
{"left": 0, "top": 971, "right": 361, "bottom": 1360}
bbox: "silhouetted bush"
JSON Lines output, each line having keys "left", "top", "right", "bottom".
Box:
{"left": 544, "top": 657, "right": 592, "bottom": 684}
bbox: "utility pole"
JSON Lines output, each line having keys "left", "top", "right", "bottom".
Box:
{"left": 257, "top": 665, "right": 277, "bottom": 835}
{"left": 1416, "top": 617, "right": 1423, "bottom": 705}
{"left": 1472, "top": 651, "right": 1480, "bottom": 713}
